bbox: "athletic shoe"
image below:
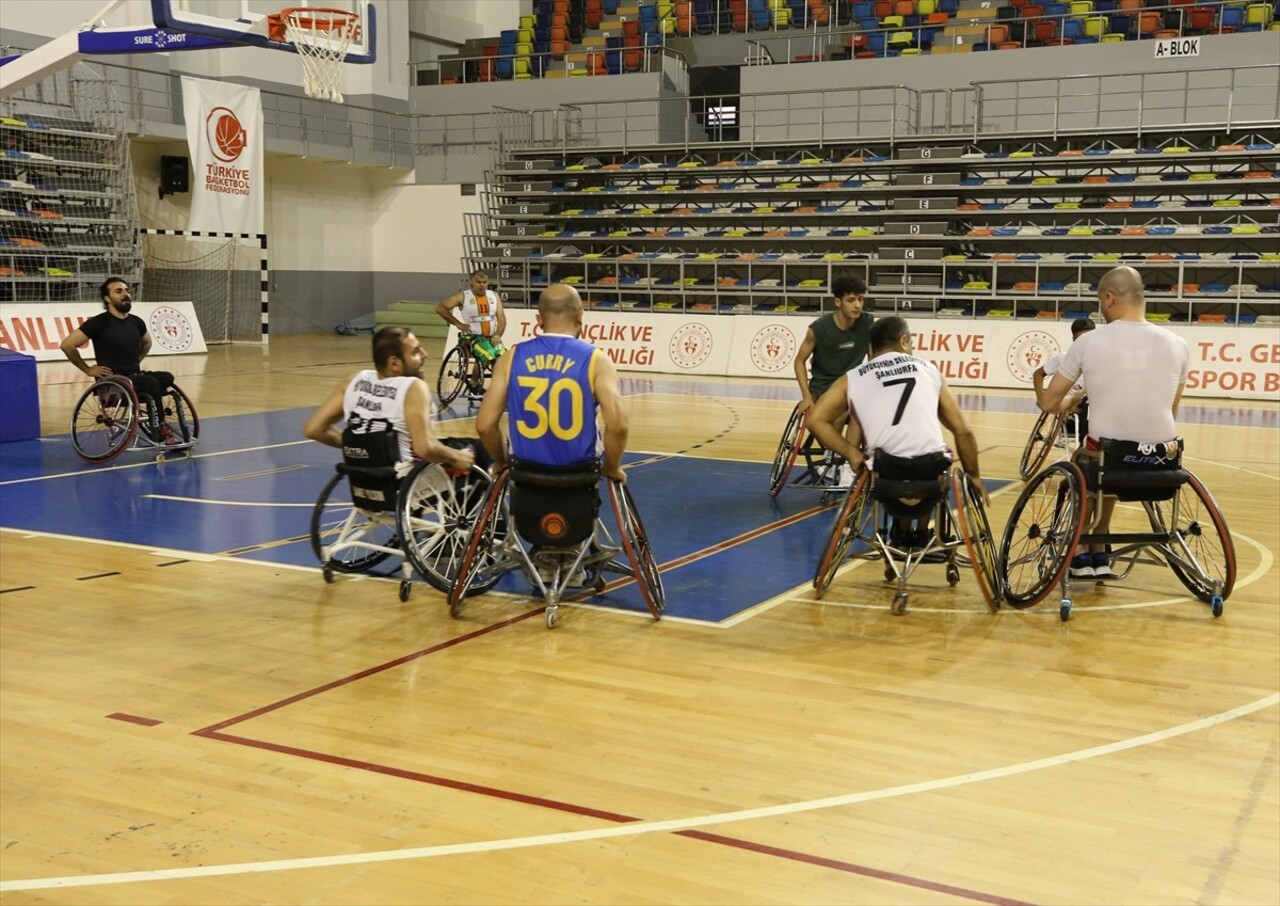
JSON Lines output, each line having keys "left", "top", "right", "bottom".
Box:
{"left": 1069, "top": 554, "right": 1095, "bottom": 579}
{"left": 837, "top": 463, "right": 855, "bottom": 488}
{"left": 1091, "top": 552, "right": 1116, "bottom": 580}
{"left": 158, "top": 425, "right": 182, "bottom": 445}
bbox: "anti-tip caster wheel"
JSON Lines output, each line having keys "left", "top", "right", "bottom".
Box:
{"left": 399, "top": 579, "right": 412, "bottom": 602}
{"left": 884, "top": 565, "right": 895, "bottom": 581}
{"left": 545, "top": 605, "right": 559, "bottom": 629}
{"left": 1211, "top": 595, "right": 1224, "bottom": 618}
{"left": 946, "top": 564, "right": 960, "bottom": 587}
{"left": 1060, "top": 598, "right": 1072, "bottom": 622}
{"left": 891, "top": 592, "right": 908, "bottom": 615}
{"left": 322, "top": 566, "right": 334, "bottom": 584}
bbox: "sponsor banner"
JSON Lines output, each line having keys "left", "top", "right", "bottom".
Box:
{"left": 451, "top": 309, "right": 733, "bottom": 375}
{"left": 181, "top": 76, "right": 264, "bottom": 234}
{"left": 451, "top": 314, "right": 1278, "bottom": 400}
{"left": 0, "top": 302, "right": 208, "bottom": 362}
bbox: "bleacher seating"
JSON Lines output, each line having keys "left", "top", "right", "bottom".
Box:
{"left": 478, "top": 133, "right": 1278, "bottom": 321}
{"left": 427, "top": 0, "right": 1279, "bottom": 81}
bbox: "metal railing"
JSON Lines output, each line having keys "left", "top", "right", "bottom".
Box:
{"left": 92, "top": 61, "right": 416, "bottom": 167}
{"left": 973, "top": 64, "right": 1280, "bottom": 139}
{"left": 66, "top": 58, "right": 1277, "bottom": 170}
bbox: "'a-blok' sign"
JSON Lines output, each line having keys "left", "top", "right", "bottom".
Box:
{"left": 181, "top": 76, "right": 264, "bottom": 234}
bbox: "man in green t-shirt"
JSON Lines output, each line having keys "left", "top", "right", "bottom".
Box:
{"left": 793, "top": 274, "right": 873, "bottom": 413}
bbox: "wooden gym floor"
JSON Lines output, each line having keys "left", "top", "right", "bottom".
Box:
{"left": 1, "top": 334, "right": 1277, "bottom": 905}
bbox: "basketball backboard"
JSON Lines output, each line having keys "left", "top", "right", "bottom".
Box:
{"left": 149, "top": 0, "right": 377, "bottom": 64}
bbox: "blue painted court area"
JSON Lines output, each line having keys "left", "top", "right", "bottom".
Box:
{"left": 0, "top": 407, "right": 846, "bottom": 624}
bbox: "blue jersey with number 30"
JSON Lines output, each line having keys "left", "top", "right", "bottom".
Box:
{"left": 507, "top": 333, "right": 600, "bottom": 467}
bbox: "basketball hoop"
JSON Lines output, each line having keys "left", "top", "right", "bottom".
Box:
{"left": 272, "top": 6, "right": 360, "bottom": 103}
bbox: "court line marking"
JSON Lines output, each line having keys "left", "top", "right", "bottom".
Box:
{"left": 0, "top": 440, "right": 314, "bottom": 487}
{"left": 3, "top": 692, "right": 1275, "bottom": 893}
{"left": 215, "top": 464, "right": 311, "bottom": 481}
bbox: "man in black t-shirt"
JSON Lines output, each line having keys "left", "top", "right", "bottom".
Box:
{"left": 60, "top": 277, "right": 178, "bottom": 443}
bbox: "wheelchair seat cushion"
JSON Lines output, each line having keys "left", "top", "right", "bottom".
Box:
{"left": 871, "top": 450, "right": 951, "bottom": 519}
{"left": 1086, "top": 437, "right": 1188, "bottom": 501}
{"left": 510, "top": 459, "right": 600, "bottom": 548}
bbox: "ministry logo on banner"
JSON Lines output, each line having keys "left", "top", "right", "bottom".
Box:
{"left": 181, "top": 76, "right": 264, "bottom": 234}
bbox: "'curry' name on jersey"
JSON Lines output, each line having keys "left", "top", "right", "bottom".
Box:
{"left": 523, "top": 353, "right": 577, "bottom": 374}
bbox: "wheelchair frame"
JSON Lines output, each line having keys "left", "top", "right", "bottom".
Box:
{"left": 1018, "top": 400, "right": 1090, "bottom": 480}
{"left": 999, "top": 447, "right": 1236, "bottom": 622}
{"left": 69, "top": 375, "right": 199, "bottom": 464}
{"left": 813, "top": 463, "right": 1002, "bottom": 615}
{"left": 310, "top": 459, "right": 499, "bottom": 603}
{"left": 448, "top": 469, "right": 665, "bottom": 629}
{"left": 436, "top": 333, "right": 493, "bottom": 409}
{"left": 768, "top": 403, "right": 848, "bottom": 502}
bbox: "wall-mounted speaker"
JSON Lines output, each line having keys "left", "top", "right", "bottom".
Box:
{"left": 159, "top": 155, "right": 189, "bottom": 198}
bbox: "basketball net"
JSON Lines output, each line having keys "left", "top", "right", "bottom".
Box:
{"left": 280, "top": 7, "right": 359, "bottom": 103}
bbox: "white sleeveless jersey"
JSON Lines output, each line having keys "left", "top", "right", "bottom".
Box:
{"left": 461, "top": 288, "right": 501, "bottom": 337}
{"left": 846, "top": 352, "right": 947, "bottom": 461}
{"left": 343, "top": 370, "right": 426, "bottom": 463}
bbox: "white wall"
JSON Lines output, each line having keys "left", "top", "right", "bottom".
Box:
{"left": 133, "top": 142, "right": 475, "bottom": 276}
{"left": 370, "top": 182, "right": 481, "bottom": 275}
{"left": 408, "top": 0, "right": 523, "bottom": 42}
{"left": 133, "top": 142, "right": 385, "bottom": 270}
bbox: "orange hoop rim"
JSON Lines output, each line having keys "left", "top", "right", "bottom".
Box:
{"left": 279, "top": 6, "right": 360, "bottom": 31}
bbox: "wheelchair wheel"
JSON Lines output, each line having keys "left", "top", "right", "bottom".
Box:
{"left": 309, "top": 471, "right": 398, "bottom": 572}
{"left": 398, "top": 461, "right": 497, "bottom": 593}
{"left": 813, "top": 468, "right": 870, "bottom": 598}
{"left": 608, "top": 480, "right": 665, "bottom": 620}
{"left": 157, "top": 385, "right": 200, "bottom": 445}
{"left": 952, "top": 469, "right": 1002, "bottom": 612}
{"left": 70, "top": 376, "right": 139, "bottom": 463}
{"left": 1155, "top": 472, "right": 1236, "bottom": 603}
{"left": 999, "top": 461, "right": 1086, "bottom": 609}
{"left": 768, "top": 404, "right": 807, "bottom": 497}
{"left": 1019, "top": 410, "right": 1064, "bottom": 480}
{"left": 436, "top": 345, "right": 469, "bottom": 407}
{"left": 448, "top": 469, "right": 510, "bottom": 616}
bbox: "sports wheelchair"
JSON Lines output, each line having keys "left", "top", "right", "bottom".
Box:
{"left": 768, "top": 403, "right": 850, "bottom": 502}
{"left": 448, "top": 459, "right": 665, "bottom": 629}
{"left": 813, "top": 450, "right": 1001, "bottom": 615}
{"left": 436, "top": 332, "right": 498, "bottom": 408}
{"left": 999, "top": 438, "right": 1235, "bottom": 622}
{"left": 1018, "top": 402, "right": 1086, "bottom": 480}
{"left": 310, "top": 428, "right": 501, "bottom": 602}
{"left": 70, "top": 374, "right": 198, "bottom": 463}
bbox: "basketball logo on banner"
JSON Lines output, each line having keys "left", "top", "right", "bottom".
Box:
{"left": 207, "top": 106, "right": 247, "bottom": 163}
{"left": 1006, "top": 330, "right": 1060, "bottom": 383}
{"left": 148, "top": 305, "right": 195, "bottom": 353}
{"left": 669, "top": 322, "right": 714, "bottom": 369}
{"left": 749, "top": 324, "right": 796, "bottom": 373}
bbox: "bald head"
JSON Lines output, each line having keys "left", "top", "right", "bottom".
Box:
{"left": 538, "top": 283, "right": 584, "bottom": 334}
{"left": 1097, "top": 266, "right": 1146, "bottom": 323}
{"left": 1098, "top": 266, "right": 1144, "bottom": 300}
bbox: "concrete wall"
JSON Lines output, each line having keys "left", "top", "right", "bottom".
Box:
{"left": 736, "top": 33, "right": 1280, "bottom": 142}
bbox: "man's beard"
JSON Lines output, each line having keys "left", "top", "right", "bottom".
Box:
{"left": 116, "top": 299, "right": 132, "bottom": 313}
